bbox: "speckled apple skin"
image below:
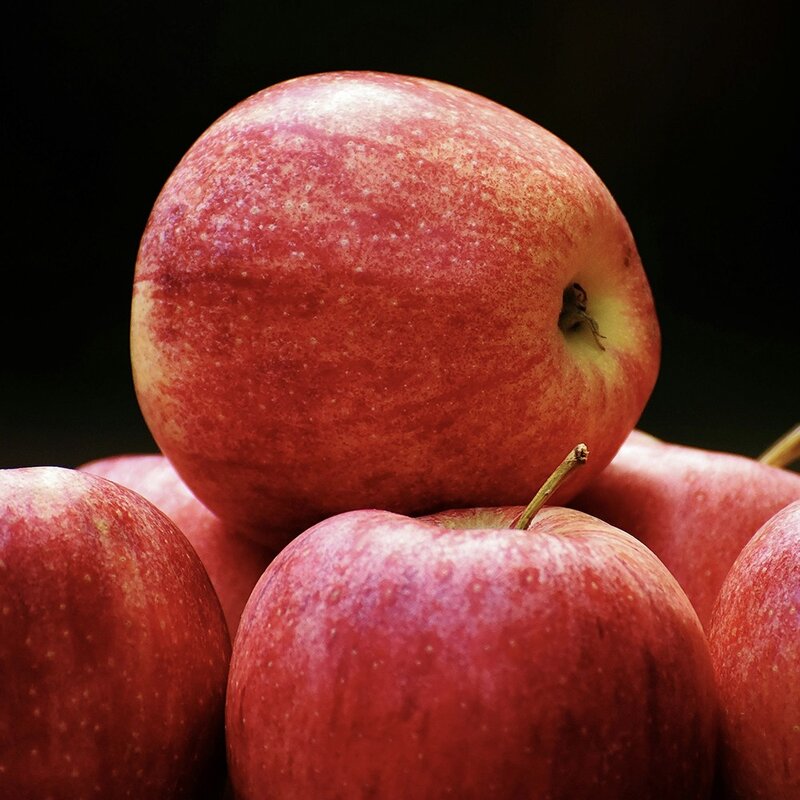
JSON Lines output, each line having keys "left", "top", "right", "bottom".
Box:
{"left": 0, "top": 467, "right": 231, "bottom": 799}
{"left": 79, "top": 454, "right": 275, "bottom": 637}
{"left": 570, "top": 430, "right": 800, "bottom": 629}
{"left": 131, "top": 71, "right": 660, "bottom": 545}
{"left": 708, "top": 500, "right": 800, "bottom": 800}
{"left": 227, "top": 506, "right": 716, "bottom": 799}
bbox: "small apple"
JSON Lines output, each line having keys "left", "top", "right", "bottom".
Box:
{"left": 131, "top": 70, "right": 660, "bottom": 545}
{"left": 0, "top": 467, "right": 231, "bottom": 799}
{"left": 708, "top": 499, "right": 800, "bottom": 800}
{"left": 569, "top": 429, "right": 800, "bottom": 628}
{"left": 226, "top": 447, "right": 716, "bottom": 799}
{"left": 79, "top": 453, "right": 276, "bottom": 636}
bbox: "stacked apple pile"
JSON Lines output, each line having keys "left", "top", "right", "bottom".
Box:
{"left": 2, "top": 72, "right": 798, "bottom": 799}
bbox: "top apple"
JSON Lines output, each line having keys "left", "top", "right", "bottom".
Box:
{"left": 131, "top": 71, "right": 660, "bottom": 545}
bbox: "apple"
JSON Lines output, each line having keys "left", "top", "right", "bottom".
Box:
{"left": 569, "top": 429, "right": 800, "bottom": 628}
{"left": 0, "top": 467, "right": 231, "bottom": 799}
{"left": 707, "top": 499, "right": 800, "bottom": 800}
{"left": 131, "top": 70, "right": 660, "bottom": 546}
{"left": 79, "top": 453, "right": 276, "bottom": 636}
{"left": 227, "top": 447, "right": 716, "bottom": 799}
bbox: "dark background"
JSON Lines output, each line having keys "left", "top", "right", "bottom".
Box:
{"left": 4, "top": 0, "right": 797, "bottom": 470}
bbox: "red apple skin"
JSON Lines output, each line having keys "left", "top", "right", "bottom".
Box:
{"left": 226, "top": 506, "right": 717, "bottom": 799}
{"left": 79, "top": 454, "right": 276, "bottom": 637}
{"left": 569, "top": 429, "right": 800, "bottom": 628}
{"left": 0, "top": 467, "right": 231, "bottom": 799}
{"left": 708, "top": 500, "right": 800, "bottom": 800}
{"left": 131, "top": 70, "right": 660, "bottom": 545}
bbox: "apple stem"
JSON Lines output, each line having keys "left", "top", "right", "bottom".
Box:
{"left": 758, "top": 423, "right": 800, "bottom": 469}
{"left": 515, "top": 444, "right": 589, "bottom": 530}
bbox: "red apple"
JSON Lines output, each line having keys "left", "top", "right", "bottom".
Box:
{"left": 131, "top": 70, "right": 660, "bottom": 546}
{"left": 79, "top": 453, "right": 275, "bottom": 636}
{"left": 226, "top": 449, "right": 716, "bottom": 799}
{"left": 0, "top": 467, "right": 231, "bottom": 799}
{"left": 708, "top": 499, "right": 800, "bottom": 800}
{"left": 569, "top": 429, "right": 800, "bottom": 628}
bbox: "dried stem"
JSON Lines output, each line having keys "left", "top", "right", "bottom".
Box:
{"left": 515, "top": 444, "right": 589, "bottom": 531}
{"left": 758, "top": 423, "right": 800, "bottom": 469}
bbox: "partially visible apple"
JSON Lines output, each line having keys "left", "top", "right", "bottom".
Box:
{"left": 79, "top": 453, "right": 275, "bottom": 636}
{"left": 569, "top": 429, "right": 800, "bottom": 627}
{"left": 0, "top": 467, "right": 231, "bottom": 799}
{"left": 708, "top": 499, "right": 800, "bottom": 800}
{"left": 227, "top": 448, "right": 716, "bottom": 799}
{"left": 131, "top": 70, "right": 660, "bottom": 546}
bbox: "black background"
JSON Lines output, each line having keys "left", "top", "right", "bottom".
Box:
{"left": 4, "top": 0, "right": 798, "bottom": 470}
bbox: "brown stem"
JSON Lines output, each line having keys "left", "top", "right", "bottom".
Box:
{"left": 758, "top": 423, "right": 800, "bottom": 469}
{"left": 515, "top": 444, "right": 589, "bottom": 530}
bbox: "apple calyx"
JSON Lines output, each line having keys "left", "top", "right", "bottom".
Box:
{"left": 559, "top": 283, "right": 606, "bottom": 351}
{"left": 758, "top": 422, "right": 800, "bottom": 469}
{"left": 514, "top": 443, "right": 589, "bottom": 530}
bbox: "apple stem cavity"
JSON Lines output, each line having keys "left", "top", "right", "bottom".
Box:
{"left": 515, "top": 444, "right": 589, "bottom": 530}
{"left": 758, "top": 422, "right": 800, "bottom": 469}
{"left": 559, "top": 282, "right": 606, "bottom": 351}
